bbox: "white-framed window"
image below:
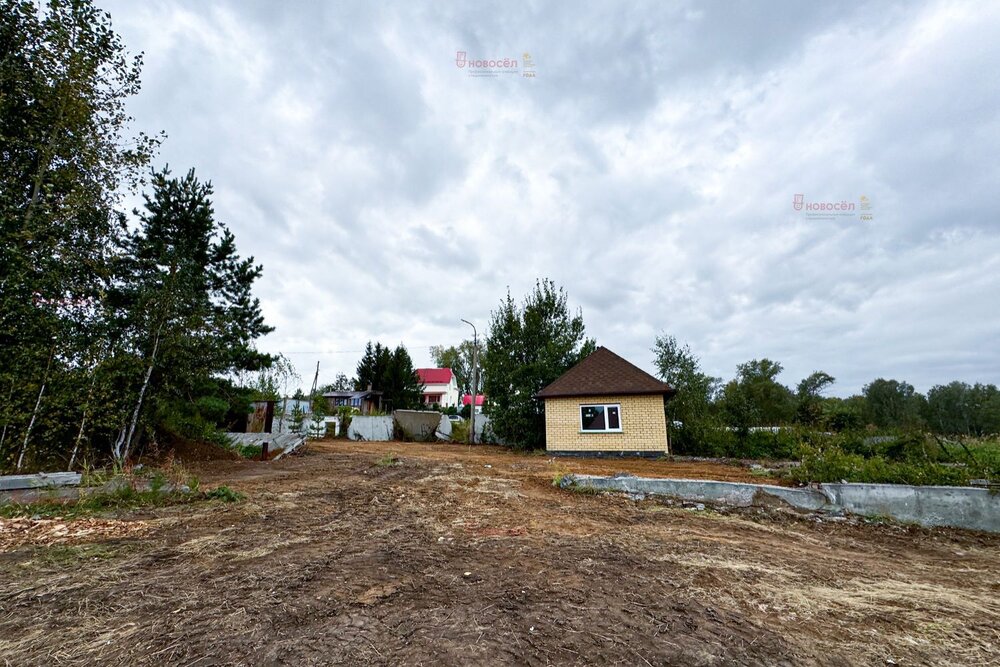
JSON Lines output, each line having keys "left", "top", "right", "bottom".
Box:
{"left": 579, "top": 403, "right": 622, "bottom": 433}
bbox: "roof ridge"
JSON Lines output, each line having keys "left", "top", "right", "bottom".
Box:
{"left": 536, "top": 347, "right": 674, "bottom": 399}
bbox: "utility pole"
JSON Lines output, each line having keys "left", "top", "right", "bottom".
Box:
{"left": 309, "top": 361, "right": 320, "bottom": 410}
{"left": 461, "top": 319, "right": 478, "bottom": 445}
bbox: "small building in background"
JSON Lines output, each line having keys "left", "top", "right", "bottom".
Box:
{"left": 462, "top": 393, "right": 485, "bottom": 414}
{"left": 322, "top": 389, "right": 383, "bottom": 415}
{"left": 536, "top": 347, "right": 675, "bottom": 456}
{"left": 416, "top": 368, "right": 460, "bottom": 408}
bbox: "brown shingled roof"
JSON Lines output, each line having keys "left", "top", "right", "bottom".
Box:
{"left": 536, "top": 347, "right": 675, "bottom": 399}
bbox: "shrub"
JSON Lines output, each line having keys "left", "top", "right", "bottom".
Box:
{"left": 234, "top": 443, "right": 262, "bottom": 459}
{"left": 205, "top": 485, "right": 244, "bottom": 502}
{"left": 375, "top": 453, "right": 400, "bottom": 467}
{"left": 671, "top": 425, "right": 801, "bottom": 460}
{"left": 789, "top": 445, "right": 975, "bottom": 486}
{"left": 738, "top": 429, "right": 801, "bottom": 459}
{"left": 334, "top": 406, "right": 356, "bottom": 438}
{"left": 450, "top": 419, "right": 470, "bottom": 443}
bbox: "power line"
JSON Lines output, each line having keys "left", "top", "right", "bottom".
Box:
{"left": 280, "top": 346, "right": 439, "bottom": 355}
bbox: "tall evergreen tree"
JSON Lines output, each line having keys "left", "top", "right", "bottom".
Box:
{"left": 381, "top": 345, "right": 423, "bottom": 411}
{"left": 482, "top": 280, "right": 595, "bottom": 449}
{"left": 355, "top": 341, "right": 391, "bottom": 391}
{"left": 353, "top": 342, "right": 422, "bottom": 410}
{"left": 109, "top": 167, "right": 272, "bottom": 461}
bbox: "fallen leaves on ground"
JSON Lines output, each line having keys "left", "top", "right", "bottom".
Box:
{"left": 0, "top": 516, "right": 150, "bottom": 551}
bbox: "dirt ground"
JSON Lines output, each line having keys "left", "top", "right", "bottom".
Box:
{"left": 2, "top": 440, "right": 999, "bottom": 666}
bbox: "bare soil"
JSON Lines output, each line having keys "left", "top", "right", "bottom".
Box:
{"left": 1, "top": 440, "right": 998, "bottom": 665}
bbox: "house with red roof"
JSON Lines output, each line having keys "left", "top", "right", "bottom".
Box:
{"left": 416, "top": 368, "right": 460, "bottom": 408}
{"left": 462, "top": 393, "right": 485, "bottom": 414}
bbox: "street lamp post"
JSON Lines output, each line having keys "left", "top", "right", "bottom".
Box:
{"left": 461, "top": 319, "right": 478, "bottom": 445}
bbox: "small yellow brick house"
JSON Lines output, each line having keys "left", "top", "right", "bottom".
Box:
{"left": 536, "top": 347, "right": 675, "bottom": 456}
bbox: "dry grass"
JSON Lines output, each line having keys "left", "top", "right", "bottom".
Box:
{"left": 1, "top": 440, "right": 998, "bottom": 665}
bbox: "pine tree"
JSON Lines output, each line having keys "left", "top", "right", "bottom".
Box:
{"left": 110, "top": 167, "right": 273, "bottom": 462}
{"left": 482, "top": 280, "right": 595, "bottom": 448}
{"left": 381, "top": 345, "right": 423, "bottom": 411}
{"left": 355, "top": 341, "right": 391, "bottom": 391}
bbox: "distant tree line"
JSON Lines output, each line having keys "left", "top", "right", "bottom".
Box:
{"left": 653, "top": 333, "right": 1000, "bottom": 455}
{"left": 473, "top": 280, "right": 998, "bottom": 452}
{"left": 0, "top": 1, "right": 273, "bottom": 472}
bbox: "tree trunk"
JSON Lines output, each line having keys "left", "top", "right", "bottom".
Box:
{"left": 115, "top": 326, "right": 162, "bottom": 464}
{"left": 0, "top": 381, "right": 14, "bottom": 455}
{"left": 68, "top": 365, "right": 99, "bottom": 470}
{"left": 23, "top": 108, "right": 64, "bottom": 227}
{"left": 16, "top": 348, "right": 55, "bottom": 472}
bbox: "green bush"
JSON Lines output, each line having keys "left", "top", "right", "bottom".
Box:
{"left": 790, "top": 445, "right": 976, "bottom": 486}
{"left": 375, "top": 453, "right": 400, "bottom": 467}
{"left": 671, "top": 426, "right": 801, "bottom": 460}
{"left": 738, "top": 429, "right": 801, "bottom": 459}
{"left": 234, "top": 443, "right": 262, "bottom": 459}
{"left": 205, "top": 485, "right": 244, "bottom": 502}
{"left": 673, "top": 424, "right": 1000, "bottom": 486}
{"left": 450, "top": 419, "right": 470, "bottom": 443}
{"left": 669, "top": 423, "right": 736, "bottom": 457}
{"left": 335, "top": 406, "right": 355, "bottom": 438}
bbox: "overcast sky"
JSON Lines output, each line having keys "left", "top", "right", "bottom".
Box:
{"left": 103, "top": 0, "right": 1000, "bottom": 397}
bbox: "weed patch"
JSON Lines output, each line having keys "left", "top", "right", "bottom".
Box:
{"left": 375, "top": 453, "right": 401, "bottom": 467}
{"left": 234, "top": 444, "right": 263, "bottom": 459}
{"left": 552, "top": 473, "right": 600, "bottom": 495}
{"left": 788, "top": 439, "right": 999, "bottom": 486}
{"left": 25, "top": 543, "right": 136, "bottom": 567}
{"left": 1, "top": 477, "right": 243, "bottom": 520}
{"left": 205, "top": 485, "right": 244, "bottom": 502}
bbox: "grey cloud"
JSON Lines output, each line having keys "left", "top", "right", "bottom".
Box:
{"left": 103, "top": 0, "right": 1000, "bottom": 395}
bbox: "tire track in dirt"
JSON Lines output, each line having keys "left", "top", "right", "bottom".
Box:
{"left": 1, "top": 442, "right": 998, "bottom": 665}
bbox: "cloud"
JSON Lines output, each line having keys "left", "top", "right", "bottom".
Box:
{"left": 104, "top": 0, "right": 1000, "bottom": 396}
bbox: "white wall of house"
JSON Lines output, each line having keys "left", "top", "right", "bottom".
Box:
{"left": 422, "top": 376, "right": 460, "bottom": 407}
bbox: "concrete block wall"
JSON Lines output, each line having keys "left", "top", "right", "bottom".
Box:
{"left": 393, "top": 410, "right": 442, "bottom": 441}
{"left": 544, "top": 394, "right": 668, "bottom": 453}
{"left": 348, "top": 416, "right": 394, "bottom": 441}
{"left": 572, "top": 474, "right": 1000, "bottom": 533}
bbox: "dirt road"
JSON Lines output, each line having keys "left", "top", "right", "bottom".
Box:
{"left": 1, "top": 440, "right": 998, "bottom": 665}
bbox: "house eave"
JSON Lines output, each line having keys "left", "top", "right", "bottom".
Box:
{"left": 535, "top": 388, "right": 676, "bottom": 400}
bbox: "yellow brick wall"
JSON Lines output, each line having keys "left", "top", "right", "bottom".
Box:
{"left": 543, "top": 394, "right": 669, "bottom": 453}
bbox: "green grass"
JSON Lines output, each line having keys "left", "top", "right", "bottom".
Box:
{"left": 0, "top": 481, "right": 243, "bottom": 520}
{"left": 22, "top": 543, "right": 137, "bottom": 567}
{"left": 551, "top": 472, "right": 600, "bottom": 495}
{"left": 787, "top": 443, "right": 998, "bottom": 486}
{"left": 375, "top": 452, "right": 401, "bottom": 467}
{"left": 204, "top": 485, "right": 244, "bottom": 502}
{"left": 234, "top": 444, "right": 263, "bottom": 459}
